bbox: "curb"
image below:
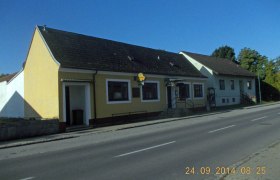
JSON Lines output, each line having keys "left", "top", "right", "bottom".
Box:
{"left": 0, "top": 136, "right": 77, "bottom": 150}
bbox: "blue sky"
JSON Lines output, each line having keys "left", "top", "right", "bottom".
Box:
{"left": 0, "top": 0, "right": 279, "bottom": 74}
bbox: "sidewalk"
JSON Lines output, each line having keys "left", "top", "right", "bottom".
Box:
{"left": 0, "top": 101, "right": 279, "bottom": 149}
{"left": 222, "top": 140, "right": 280, "bottom": 180}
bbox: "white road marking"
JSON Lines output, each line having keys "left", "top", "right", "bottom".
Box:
{"left": 19, "top": 177, "right": 35, "bottom": 180}
{"left": 208, "top": 125, "right": 236, "bottom": 133}
{"left": 115, "top": 141, "right": 176, "bottom": 158}
{"left": 251, "top": 116, "right": 267, "bottom": 122}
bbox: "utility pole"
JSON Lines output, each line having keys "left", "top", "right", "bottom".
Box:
{"left": 258, "top": 71, "right": 262, "bottom": 104}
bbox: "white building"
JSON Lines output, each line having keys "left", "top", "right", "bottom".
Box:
{"left": 180, "top": 51, "right": 256, "bottom": 107}
{"left": 0, "top": 70, "right": 24, "bottom": 117}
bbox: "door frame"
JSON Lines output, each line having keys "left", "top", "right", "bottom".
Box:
{"left": 166, "top": 86, "right": 176, "bottom": 109}
{"left": 62, "top": 82, "right": 91, "bottom": 126}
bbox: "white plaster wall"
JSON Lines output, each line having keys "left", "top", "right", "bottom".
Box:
{"left": 242, "top": 77, "right": 256, "bottom": 100}
{"left": 180, "top": 52, "right": 256, "bottom": 107}
{"left": 214, "top": 75, "right": 256, "bottom": 106}
{"left": 214, "top": 75, "right": 241, "bottom": 106}
{"left": 0, "top": 71, "right": 24, "bottom": 117}
{"left": 0, "top": 82, "right": 7, "bottom": 111}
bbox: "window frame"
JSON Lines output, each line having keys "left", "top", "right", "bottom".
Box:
{"left": 178, "top": 82, "right": 191, "bottom": 101}
{"left": 140, "top": 81, "right": 160, "bottom": 102}
{"left": 247, "top": 80, "right": 252, "bottom": 90}
{"left": 193, "top": 83, "right": 204, "bottom": 99}
{"left": 106, "top": 79, "right": 131, "bottom": 104}
{"left": 219, "top": 79, "right": 225, "bottom": 90}
{"left": 230, "top": 80, "right": 235, "bottom": 90}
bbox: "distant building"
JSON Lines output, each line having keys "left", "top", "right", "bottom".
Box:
{"left": 180, "top": 51, "right": 256, "bottom": 107}
{"left": 0, "top": 70, "right": 24, "bottom": 117}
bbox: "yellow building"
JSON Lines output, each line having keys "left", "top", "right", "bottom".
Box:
{"left": 24, "top": 26, "right": 207, "bottom": 127}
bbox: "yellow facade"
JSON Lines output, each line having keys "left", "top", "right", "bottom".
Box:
{"left": 95, "top": 74, "right": 167, "bottom": 119}
{"left": 59, "top": 71, "right": 206, "bottom": 121}
{"left": 58, "top": 72, "right": 94, "bottom": 121}
{"left": 24, "top": 28, "right": 60, "bottom": 119}
{"left": 23, "top": 27, "right": 207, "bottom": 123}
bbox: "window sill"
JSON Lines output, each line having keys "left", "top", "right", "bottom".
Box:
{"left": 141, "top": 99, "right": 160, "bottom": 103}
{"left": 107, "top": 100, "right": 131, "bottom": 104}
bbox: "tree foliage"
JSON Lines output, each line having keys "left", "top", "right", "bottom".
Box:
{"left": 237, "top": 48, "right": 268, "bottom": 79}
{"left": 264, "top": 57, "right": 280, "bottom": 91}
{"left": 211, "top": 45, "right": 236, "bottom": 62}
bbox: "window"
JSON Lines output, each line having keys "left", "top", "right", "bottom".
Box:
{"left": 232, "top": 98, "right": 235, "bottom": 102}
{"left": 230, "top": 80, "right": 235, "bottom": 90}
{"left": 222, "top": 98, "right": 225, "bottom": 103}
{"left": 141, "top": 81, "right": 160, "bottom": 101}
{"left": 106, "top": 79, "right": 131, "bottom": 103}
{"left": 178, "top": 83, "right": 190, "bottom": 100}
{"left": 219, "top": 80, "right": 225, "bottom": 90}
{"left": 193, "top": 83, "right": 204, "bottom": 98}
{"left": 247, "top": 80, "right": 252, "bottom": 90}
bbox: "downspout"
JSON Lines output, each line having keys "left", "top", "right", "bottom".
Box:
{"left": 93, "top": 70, "right": 98, "bottom": 123}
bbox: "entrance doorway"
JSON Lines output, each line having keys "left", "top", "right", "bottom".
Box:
{"left": 63, "top": 82, "right": 91, "bottom": 126}
{"left": 167, "top": 86, "right": 172, "bottom": 108}
{"left": 167, "top": 86, "right": 176, "bottom": 108}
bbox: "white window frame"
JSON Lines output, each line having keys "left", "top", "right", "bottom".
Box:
{"left": 140, "top": 80, "right": 160, "bottom": 102}
{"left": 178, "top": 82, "right": 191, "bottom": 100}
{"left": 193, "top": 83, "right": 204, "bottom": 99}
{"left": 106, "top": 79, "right": 131, "bottom": 104}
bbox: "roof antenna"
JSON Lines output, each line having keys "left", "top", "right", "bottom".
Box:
{"left": 43, "top": 25, "right": 46, "bottom": 31}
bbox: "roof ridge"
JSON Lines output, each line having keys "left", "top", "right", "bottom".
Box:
{"left": 183, "top": 51, "right": 233, "bottom": 62}
{"left": 182, "top": 51, "right": 256, "bottom": 77}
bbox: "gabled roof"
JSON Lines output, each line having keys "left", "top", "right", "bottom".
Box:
{"left": 37, "top": 26, "right": 205, "bottom": 78}
{"left": 182, "top": 51, "right": 256, "bottom": 77}
{"left": 0, "top": 73, "right": 17, "bottom": 83}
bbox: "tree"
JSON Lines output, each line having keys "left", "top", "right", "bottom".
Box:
{"left": 265, "top": 57, "right": 280, "bottom": 91}
{"left": 274, "top": 56, "right": 280, "bottom": 72}
{"left": 264, "top": 60, "right": 277, "bottom": 85}
{"left": 237, "top": 48, "right": 268, "bottom": 79}
{"left": 211, "top": 45, "right": 236, "bottom": 62}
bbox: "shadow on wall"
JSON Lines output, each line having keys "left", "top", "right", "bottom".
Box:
{"left": 200, "top": 66, "right": 213, "bottom": 78}
{"left": 0, "top": 91, "right": 41, "bottom": 118}
{"left": 200, "top": 66, "right": 214, "bottom": 88}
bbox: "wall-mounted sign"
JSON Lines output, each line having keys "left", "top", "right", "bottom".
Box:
{"left": 137, "top": 73, "right": 145, "bottom": 86}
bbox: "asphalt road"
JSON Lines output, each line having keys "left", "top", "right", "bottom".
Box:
{"left": 0, "top": 105, "right": 280, "bottom": 180}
